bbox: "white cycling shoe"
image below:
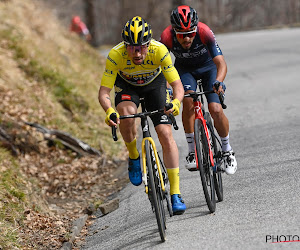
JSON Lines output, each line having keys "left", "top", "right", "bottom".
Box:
{"left": 185, "top": 152, "right": 197, "bottom": 171}
{"left": 223, "top": 150, "right": 237, "bottom": 175}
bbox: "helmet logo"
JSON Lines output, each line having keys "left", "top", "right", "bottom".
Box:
{"left": 171, "top": 5, "right": 198, "bottom": 30}
{"left": 123, "top": 16, "right": 152, "bottom": 45}
{"left": 131, "top": 16, "right": 143, "bottom": 44}
{"left": 178, "top": 6, "right": 192, "bottom": 29}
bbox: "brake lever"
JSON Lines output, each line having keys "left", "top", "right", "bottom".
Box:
{"left": 110, "top": 113, "right": 118, "bottom": 141}
{"left": 213, "top": 82, "right": 227, "bottom": 109}
{"left": 165, "top": 103, "right": 179, "bottom": 130}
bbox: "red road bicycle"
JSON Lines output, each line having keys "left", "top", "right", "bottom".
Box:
{"left": 185, "top": 81, "right": 227, "bottom": 213}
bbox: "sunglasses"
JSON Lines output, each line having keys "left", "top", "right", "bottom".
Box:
{"left": 174, "top": 27, "right": 197, "bottom": 39}
{"left": 126, "top": 43, "right": 149, "bottom": 53}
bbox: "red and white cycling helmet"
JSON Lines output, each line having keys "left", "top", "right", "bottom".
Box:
{"left": 170, "top": 5, "right": 199, "bottom": 30}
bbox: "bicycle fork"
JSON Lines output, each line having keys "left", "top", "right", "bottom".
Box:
{"left": 141, "top": 137, "right": 166, "bottom": 194}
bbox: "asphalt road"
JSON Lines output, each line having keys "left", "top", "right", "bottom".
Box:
{"left": 83, "top": 28, "right": 300, "bottom": 250}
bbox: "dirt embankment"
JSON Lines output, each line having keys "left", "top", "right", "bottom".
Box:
{"left": 0, "top": 0, "right": 127, "bottom": 249}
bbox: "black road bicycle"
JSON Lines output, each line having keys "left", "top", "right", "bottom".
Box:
{"left": 111, "top": 99, "right": 177, "bottom": 242}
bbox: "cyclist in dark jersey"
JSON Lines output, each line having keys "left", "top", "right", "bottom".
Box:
{"left": 160, "top": 5, "right": 237, "bottom": 175}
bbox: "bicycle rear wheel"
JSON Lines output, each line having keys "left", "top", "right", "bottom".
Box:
{"left": 194, "top": 119, "right": 216, "bottom": 213}
{"left": 145, "top": 140, "right": 166, "bottom": 242}
{"left": 204, "top": 113, "right": 223, "bottom": 202}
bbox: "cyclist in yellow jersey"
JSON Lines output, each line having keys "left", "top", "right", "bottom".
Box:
{"left": 98, "top": 16, "right": 186, "bottom": 215}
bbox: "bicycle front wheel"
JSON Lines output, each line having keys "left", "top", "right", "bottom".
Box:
{"left": 194, "top": 118, "right": 216, "bottom": 213}
{"left": 204, "top": 112, "right": 223, "bottom": 202}
{"left": 145, "top": 140, "right": 166, "bottom": 242}
{"left": 158, "top": 154, "right": 173, "bottom": 217}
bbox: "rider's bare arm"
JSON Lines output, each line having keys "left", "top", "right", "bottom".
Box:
{"left": 169, "top": 79, "right": 184, "bottom": 103}
{"left": 99, "top": 86, "right": 119, "bottom": 126}
{"left": 98, "top": 86, "right": 112, "bottom": 111}
{"left": 213, "top": 55, "right": 227, "bottom": 94}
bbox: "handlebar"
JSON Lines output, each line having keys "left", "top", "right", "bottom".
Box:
{"left": 184, "top": 83, "right": 227, "bottom": 109}
{"left": 110, "top": 104, "right": 179, "bottom": 141}
{"left": 165, "top": 103, "right": 179, "bottom": 130}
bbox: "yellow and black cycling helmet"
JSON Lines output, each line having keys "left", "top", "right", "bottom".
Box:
{"left": 122, "top": 16, "right": 152, "bottom": 45}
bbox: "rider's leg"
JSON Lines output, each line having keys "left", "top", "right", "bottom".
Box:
{"left": 116, "top": 101, "right": 142, "bottom": 185}
{"left": 182, "top": 95, "right": 197, "bottom": 170}
{"left": 182, "top": 94, "right": 195, "bottom": 135}
{"left": 180, "top": 72, "right": 197, "bottom": 151}
{"left": 208, "top": 102, "right": 231, "bottom": 151}
{"left": 208, "top": 103, "right": 237, "bottom": 174}
{"left": 155, "top": 124, "right": 179, "bottom": 172}
{"left": 178, "top": 71, "right": 198, "bottom": 170}
{"left": 155, "top": 124, "right": 186, "bottom": 214}
{"left": 203, "top": 66, "right": 237, "bottom": 175}
{"left": 203, "top": 67, "right": 232, "bottom": 152}
{"left": 117, "top": 102, "right": 139, "bottom": 159}
{"left": 116, "top": 101, "right": 138, "bottom": 153}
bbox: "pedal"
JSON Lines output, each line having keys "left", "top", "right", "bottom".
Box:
{"left": 215, "top": 162, "right": 225, "bottom": 172}
{"left": 187, "top": 167, "right": 198, "bottom": 172}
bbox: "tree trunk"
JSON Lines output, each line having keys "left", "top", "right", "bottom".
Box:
{"left": 84, "top": 0, "right": 100, "bottom": 47}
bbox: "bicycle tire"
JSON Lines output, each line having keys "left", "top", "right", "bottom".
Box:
{"left": 158, "top": 154, "right": 173, "bottom": 217}
{"left": 194, "top": 118, "right": 216, "bottom": 213}
{"left": 204, "top": 112, "right": 224, "bottom": 202}
{"left": 145, "top": 140, "right": 166, "bottom": 242}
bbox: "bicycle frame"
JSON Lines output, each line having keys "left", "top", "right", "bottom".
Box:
{"left": 142, "top": 137, "right": 166, "bottom": 194}
{"left": 139, "top": 102, "right": 166, "bottom": 194}
{"left": 111, "top": 102, "right": 168, "bottom": 195}
{"left": 193, "top": 96, "right": 215, "bottom": 168}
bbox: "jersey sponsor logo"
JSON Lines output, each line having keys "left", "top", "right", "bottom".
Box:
{"left": 160, "top": 114, "right": 168, "bottom": 123}
{"left": 163, "top": 64, "right": 173, "bottom": 70}
{"left": 114, "top": 86, "right": 122, "bottom": 93}
{"left": 143, "top": 125, "right": 149, "bottom": 132}
{"left": 107, "top": 55, "right": 117, "bottom": 65}
{"left": 142, "top": 60, "right": 154, "bottom": 65}
{"left": 105, "top": 69, "right": 114, "bottom": 75}
{"left": 160, "top": 51, "right": 170, "bottom": 62}
{"left": 121, "top": 94, "right": 131, "bottom": 100}
{"left": 200, "top": 47, "right": 208, "bottom": 55}
{"left": 210, "top": 30, "right": 216, "bottom": 39}
{"left": 124, "top": 66, "right": 135, "bottom": 70}
{"left": 127, "top": 60, "right": 131, "bottom": 65}
{"left": 184, "top": 84, "right": 192, "bottom": 90}
{"left": 148, "top": 49, "right": 155, "bottom": 54}
{"left": 209, "top": 30, "right": 221, "bottom": 53}
{"left": 215, "top": 42, "right": 221, "bottom": 53}
{"left": 173, "top": 50, "right": 207, "bottom": 58}
{"left": 193, "top": 44, "right": 204, "bottom": 50}
{"left": 119, "top": 68, "right": 160, "bottom": 86}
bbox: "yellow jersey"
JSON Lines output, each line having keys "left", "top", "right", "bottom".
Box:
{"left": 101, "top": 39, "right": 180, "bottom": 88}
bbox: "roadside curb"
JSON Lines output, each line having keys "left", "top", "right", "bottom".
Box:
{"left": 60, "top": 214, "right": 88, "bottom": 250}
{"left": 99, "top": 198, "right": 119, "bottom": 215}
{"left": 60, "top": 198, "right": 120, "bottom": 249}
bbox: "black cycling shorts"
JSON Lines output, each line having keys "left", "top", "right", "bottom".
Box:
{"left": 114, "top": 73, "right": 172, "bottom": 127}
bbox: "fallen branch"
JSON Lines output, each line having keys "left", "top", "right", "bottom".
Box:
{"left": 0, "top": 126, "right": 18, "bottom": 156}
{"left": 25, "top": 122, "right": 101, "bottom": 157}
